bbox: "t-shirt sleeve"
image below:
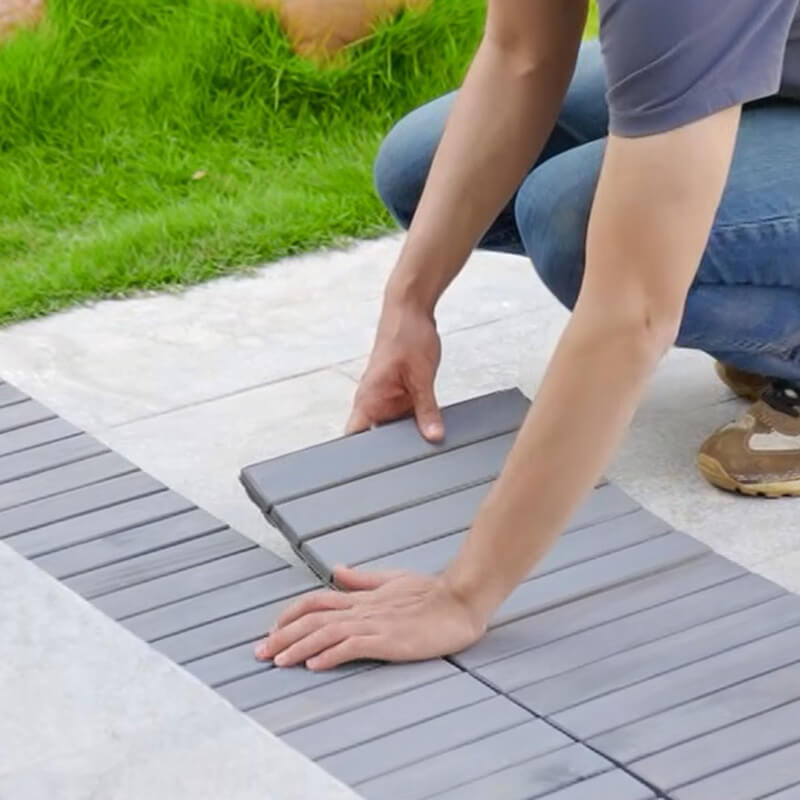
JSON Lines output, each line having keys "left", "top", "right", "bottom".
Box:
{"left": 598, "top": 0, "right": 800, "bottom": 136}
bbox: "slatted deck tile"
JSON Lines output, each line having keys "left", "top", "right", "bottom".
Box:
{"left": 6, "top": 379, "right": 800, "bottom": 800}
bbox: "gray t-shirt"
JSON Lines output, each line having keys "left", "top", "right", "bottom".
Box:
{"left": 598, "top": 0, "right": 800, "bottom": 136}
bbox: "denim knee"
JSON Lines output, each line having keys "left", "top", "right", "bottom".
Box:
{"left": 513, "top": 140, "right": 604, "bottom": 310}
{"left": 374, "top": 93, "right": 456, "bottom": 229}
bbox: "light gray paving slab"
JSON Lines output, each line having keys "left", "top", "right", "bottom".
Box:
{"left": 632, "top": 699, "right": 800, "bottom": 792}
{"left": 0, "top": 418, "right": 80, "bottom": 458}
{"left": 91, "top": 546, "right": 284, "bottom": 619}
{"left": 271, "top": 432, "right": 517, "bottom": 543}
{"left": 455, "top": 554, "right": 747, "bottom": 669}
{"left": 242, "top": 389, "right": 529, "bottom": 509}
{"left": 475, "top": 572, "right": 782, "bottom": 693}
{"left": 249, "top": 661, "right": 455, "bottom": 734}
{"left": 672, "top": 741, "right": 800, "bottom": 800}
{"left": 427, "top": 743, "right": 611, "bottom": 800}
{"left": 589, "top": 661, "right": 800, "bottom": 764}
{"left": 0, "top": 451, "right": 137, "bottom": 511}
{"left": 0, "top": 434, "right": 108, "bottom": 485}
{"left": 0, "top": 470, "right": 164, "bottom": 538}
{"left": 0, "top": 399, "right": 54, "bottom": 433}
{"left": 283, "top": 673, "right": 493, "bottom": 760}
{"left": 492, "top": 532, "right": 708, "bottom": 626}
{"left": 7, "top": 490, "right": 195, "bottom": 558}
{"left": 516, "top": 593, "right": 800, "bottom": 715}
{"left": 537, "top": 770, "right": 655, "bottom": 800}
{"left": 547, "top": 624, "right": 800, "bottom": 739}
{"left": 352, "top": 718, "right": 571, "bottom": 799}
{"left": 123, "top": 566, "right": 317, "bottom": 641}
{"left": 320, "top": 695, "right": 533, "bottom": 787}
{"left": 64, "top": 528, "right": 256, "bottom": 599}
{"left": 34, "top": 507, "right": 228, "bottom": 579}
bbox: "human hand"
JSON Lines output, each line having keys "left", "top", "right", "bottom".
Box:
{"left": 347, "top": 301, "right": 444, "bottom": 442}
{"left": 254, "top": 566, "right": 488, "bottom": 670}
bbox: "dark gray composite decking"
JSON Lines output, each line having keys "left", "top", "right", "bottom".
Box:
{"left": 3, "top": 381, "right": 800, "bottom": 798}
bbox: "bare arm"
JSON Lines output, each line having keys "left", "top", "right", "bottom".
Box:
{"left": 385, "top": 0, "right": 589, "bottom": 312}
{"left": 345, "top": 1, "right": 587, "bottom": 441}
{"left": 444, "top": 107, "right": 742, "bottom": 616}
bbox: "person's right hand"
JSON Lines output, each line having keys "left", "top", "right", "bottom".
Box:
{"left": 347, "top": 301, "right": 444, "bottom": 442}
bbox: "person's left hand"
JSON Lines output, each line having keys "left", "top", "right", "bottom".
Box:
{"left": 254, "top": 566, "right": 488, "bottom": 671}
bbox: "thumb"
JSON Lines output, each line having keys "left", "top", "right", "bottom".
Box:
{"left": 411, "top": 382, "right": 444, "bottom": 443}
{"left": 332, "top": 565, "right": 405, "bottom": 592}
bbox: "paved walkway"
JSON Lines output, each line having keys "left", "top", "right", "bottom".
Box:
{"left": 2, "top": 235, "right": 798, "bottom": 797}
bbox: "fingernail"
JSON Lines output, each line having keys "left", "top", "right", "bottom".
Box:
{"left": 254, "top": 642, "right": 268, "bottom": 661}
{"left": 274, "top": 653, "right": 287, "bottom": 667}
{"left": 426, "top": 423, "right": 443, "bottom": 439}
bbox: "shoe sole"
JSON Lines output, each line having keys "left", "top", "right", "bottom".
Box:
{"left": 697, "top": 453, "right": 800, "bottom": 498}
{"left": 713, "top": 362, "right": 765, "bottom": 402}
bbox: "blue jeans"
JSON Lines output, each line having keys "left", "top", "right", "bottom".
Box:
{"left": 374, "top": 41, "right": 800, "bottom": 384}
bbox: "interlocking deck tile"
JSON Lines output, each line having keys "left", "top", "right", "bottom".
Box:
{"left": 426, "top": 743, "right": 612, "bottom": 800}
{"left": 0, "top": 450, "right": 137, "bottom": 511}
{"left": 475, "top": 572, "right": 783, "bottom": 693}
{"left": 122, "top": 566, "right": 317, "bottom": 640}
{"left": 0, "top": 417, "right": 80, "bottom": 458}
{"left": 152, "top": 594, "right": 312, "bottom": 666}
{"left": 0, "top": 399, "right": 54, "bottom": 434}
{"left": 284, "top": 672, "right": 494, "bottom": 760}
{"left": 33, "top": 507, "right": 228, "bottom": 580}
{"left": 454, "top": 555, "right": 747, "bottom": 669}
{"left": 320, "top": 695, "right": 536, "bottom": 787}
{"left": 0, "top": 434, "right": 108, "bottom": 484}
{"left": 90, "top": 546, "right": 284, "bottom": 619}
{"left": 271, "top": 432, "right": 517, "bottom": 544}
{"left": 761, "top": 784, "right": 800, "bottom": 799}
{"left": 589, "top": 661, "right": 800, "bottom": 764}
{"left": 351, "top": 718, "right": 571, "bottom": 799}
{"left": 184, "top": 640, "right": 287, "bottom": 687}
{"left": 0, "top": 381, "right": 28, "bottom": 408}
{"left": 240, "top": 389, "right": 530, "bottom": 509}
{"left": 531, "top": 770, "right": 655, "bottom": 800}
{"left": 671, "top": 741, "right": 800, "bottom": 800}
{"left": 304, "top": 485, "right": 647, "bottom": 580}
{"left": 223, "top": 658, "right": 455, "bottom": 714}
{"left": 631, "top": 699, "right": 800, "bottom": 792}
{"left": 0, "top": 471, "right": 164, "bottom": 538}
{"left": 517, "top": 593, "right": 800, "bottom": 717}
{"left": 544, "top": 624, "right": 800, "bottom": 739}
{"left": 248, "top": 661, "right": 455, "bottom": 734}
{"left": 63, "top": 528, "right": 256, "bottom": 598}
{"left": 7, "top": 490, "right": 194, "bottom": 558}
{"left": 491, "top": 532, "right": 708, "bottom": 627}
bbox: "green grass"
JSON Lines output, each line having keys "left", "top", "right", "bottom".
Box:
{"left": 0, "top": 0, "right": 598, "bottom": 324}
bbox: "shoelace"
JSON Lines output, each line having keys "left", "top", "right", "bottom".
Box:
{"left": 763, "top": 380, "right": 800, "bottom": 418}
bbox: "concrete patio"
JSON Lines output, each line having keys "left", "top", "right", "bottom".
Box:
{"left": 2, "top": 235, "right": 799, "bottom": 797}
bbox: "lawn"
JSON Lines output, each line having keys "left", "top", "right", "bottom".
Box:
{"left": 0, "top": 0, "right": 598, "bottom": 324}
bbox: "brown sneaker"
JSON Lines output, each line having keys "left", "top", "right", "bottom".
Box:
{"left": 715, "top": 362, "right": 771, "bottom": 402}
{"left": 698, "top": 381, "right": 800, "bottom": 497}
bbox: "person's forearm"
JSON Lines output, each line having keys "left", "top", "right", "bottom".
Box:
{"left": 444, "top": 308, "right": 663, "bottom": 615}
{"left": 385, "top": 2, "right": 587, "bottom": 314}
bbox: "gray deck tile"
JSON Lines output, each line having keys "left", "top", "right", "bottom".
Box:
{"left": 0, "top": 418, "right": 80, "bottom": 458}
{"left": 0, "top": 434, "right": 108, "bottom": 484}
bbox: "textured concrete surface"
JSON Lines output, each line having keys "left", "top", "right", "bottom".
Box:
{"left": 0, "top": 542, "right": 360, "bottom": 800}
{"left": 2, "top": 234, "right": 799, "bottom": 795}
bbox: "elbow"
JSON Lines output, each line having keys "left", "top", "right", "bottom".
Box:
{"left": 577, "top": 292, "right": 684, "bottom": 365}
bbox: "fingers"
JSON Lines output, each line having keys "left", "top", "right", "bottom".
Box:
{"left": 274, "top": 621, "right": 371, "bottom": 668}
{"left": 307, "top": 635, "right": 384, "bottom": 671}
{"left": 332, "top": 565, "right": 405, "bottom": 591}
{"left": 275, "top": 589, "right": 353, "bottom": 630}
{"left": 410, "top": 382, "right": 444, "bottom": 442}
